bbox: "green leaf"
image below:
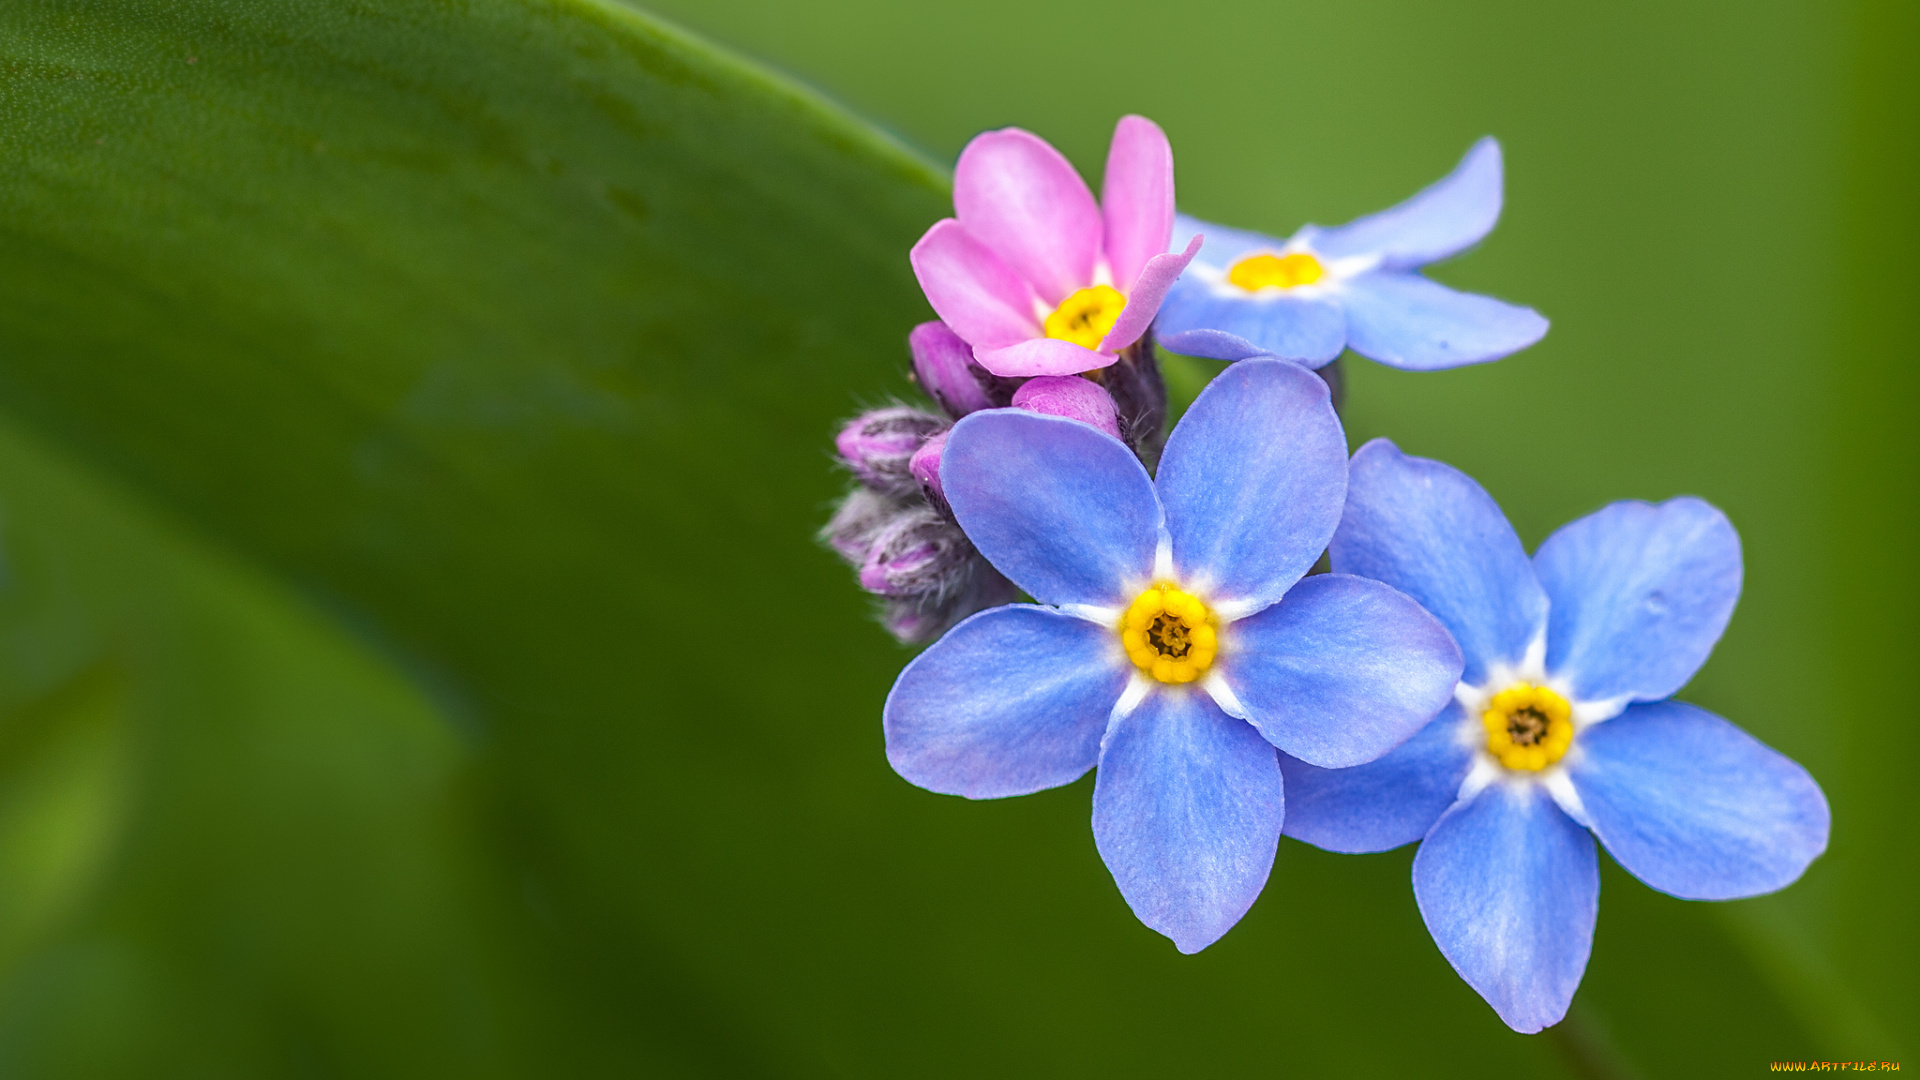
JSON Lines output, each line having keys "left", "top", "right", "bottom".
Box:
{"left": 0, "top": 420, "right": 512, "bottom": 1076}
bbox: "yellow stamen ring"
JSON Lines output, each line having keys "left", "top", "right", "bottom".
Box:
{"left": 1482, "top": 683, "right": 1574, "bottom": 772}
{"left": 1227, "top": 252, "right": 1325, "bottom": 291}
{"left": 1121, "top": 584, "right": 1217, "bottom": 684}
{"left": 1044, "top": 284, "right": 1128, "bottom": 350}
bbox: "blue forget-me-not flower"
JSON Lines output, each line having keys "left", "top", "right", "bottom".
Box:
{"left": 1155, "top": 138, "right": 1549, "bottom": 371}
{"left": 1280, "top": 439, "right": 1830, "bottom": 1031}
{"left": 883, "top": 360, "right": 1463, "bottom": 953}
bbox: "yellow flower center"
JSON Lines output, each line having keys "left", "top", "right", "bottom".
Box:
{"left": 1227, "top": 252, "right": 1324, "bottom": 291}
{"left": 1043, "top": 284, "right": 1127, "bottom": 350}
{"left": 1121, "top": 584, "right": 1217, "bottom": 684}
{"left": 1482, "top": 683, "right": 1574, "bottom": 772}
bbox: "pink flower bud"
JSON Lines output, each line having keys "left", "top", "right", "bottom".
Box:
{"left": 1012, "top": 375, "right": 1122, "bottom": 438}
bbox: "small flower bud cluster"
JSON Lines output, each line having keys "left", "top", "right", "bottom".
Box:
{"left": 821, "top": 323, "right": 1020, "bottom": 643}
{"left": 824, "top": 319, "right": 1172, "bottom": 642}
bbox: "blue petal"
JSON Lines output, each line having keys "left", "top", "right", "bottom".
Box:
{"left": 884, "top": 606, "right": 1127, "bottom": 798}
{"left": 1171, "top": 213, "right": 1275, "bottom": 269}
{"left": 1154, "top": 358, "right": 1347, "bottom": 611}
{"left": 1279, "top": 703, "right": 1476, "bottom": 853}
{"left": 1092, "top": 689, "right": 1282, "bottom": 954}
{"left": 1568, "top": 701, "right": 1829, "bottom": 900}
{"left": 1310, "top": 137, "right": 1505, "bottom": 270}
{"left": 1222, "top": 573, "right": 1462, "bottom": 768}
{"left": 943, "top": 409, "right": 1162, "bottom": 608}
{"left": 1412, "top": 783, "right": 1598, "bottom": 1034}
{"left": 1154, "top": 279, "right": 1346, "bottom": 366}
{"left": 1330, "top": 439, "right": 1546, "bottom": 685}
{"left": 1152, "top": 327, "right": 1268, "bottom": 363}
{"left": 1535, "top": 498, "right": 1741, "bottom": 704}
{"left": 1340, "top": 272, "right": 1547, "bottom": 371}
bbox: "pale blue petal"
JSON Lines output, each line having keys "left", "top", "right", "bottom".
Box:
{"left": 1222, "top": 573, "right": 1462, "bottom": 768}
{"left": 1311, "top": 137, "right": 1505, "bottom": 269}
{"left": 1092, "top": 689, "right": 1282, "bottom": 954}
{"left": 1535, "top": 498, "right": 1742, "bottom": 704}
{"left": 883, "top": 606, "right": 1127, "bottom": 799}
{"left": 942, "top": 409, "right": 1162, "bottom": 608}
{"left": 1413, "top": 783, "right": 1597, "bottom": 1034}
{"left": 1330, "top": 439, "right": 1546, "bottom": 685}
{"left": 1154, "top": 282, "right": 1346, "bottom": 366}
{"left": 1568, "top": 701, "right": 1829, "bottom": 900}
{"left": 1340, "top": 272, "right": 1548, "bottom": 371}
{"left": 1171, "top": 213, "right": 1275, "bottom": 268}
{"left": 1154, "top": 358, "right": 1347, "bottom": 611}
{"left": 1279, "top": 703, "right": 1476, "bottom": 853}
{"left": 1152, "top": 327, "right": 1268, "bottom": 363}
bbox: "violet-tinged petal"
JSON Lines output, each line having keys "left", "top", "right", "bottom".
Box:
{"left": 1331, "top": 439, "right": 1547, "bottom": 685}
{"left": 1279, "top": 703, "right": 1476, "bottom": 853}
{"left": 910, "top": 219, "right": 1043, "bottom": 348}
{"left": 1099, "top": 236, "right": 1202, "bottom": 353}
{"left": 1221, "top": 573, "right": 1462, "bottom": 768}
{"left": 1413, "top": 782, "right": 1597, "bottom": 1034}
{"left": 1567, "top": 700, "right": 1828, "bottom": 900}
{"left": 974, "top": 337, "right": 1115, "bottom": 377}
{"left": 954, "top": 128, "right": 1102, "bottom": 306}
{"left": 910, "top": 320, "right": 996, "bottom": 418}
{"left": 1092, "top": 689, "right": 1282, "bottom": 954}
{"left": 1535, "top": 498, "right": 1742, "bottom": 705}
{"left": 884, "top": 605, "right": 1127, "bottom": 798}
{"left": 943, "top": 408, "right": 1161, "bottom": 608}
{"left": 1152, "top": 328, "right": 1267, "bottom": 363}
{"left": 1154, "top": 283, "right": 1347, "bottom": 367}
{"left": 1154, "top": 358, "right": 1347, "bottom": 611}
{"left": 1312, "top": 137, "right": 1505, "bottom": 270}
{"left": 1101, "top": 115, "right": 1175, "bottom": 294}
{"left": 1012, "top": 376, "right": 1121, "bottom": 438}
{"left": 1339, "top": 271, "right": 1549, "bottom": 371}
{"left": 909, "top": 428, "right": 948, "bottom": 505}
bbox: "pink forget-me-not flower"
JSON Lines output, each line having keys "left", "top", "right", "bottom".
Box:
{"left": 1156, "top": 138, "right": 1548, "bottom": 371}
{"left": 1281, "top": 440, "right": 1830, "bottom": 1031}
{"left": 910, "top": 116, "right": 1204, "bottom": 378}
{"left": 883, "top": 360, "right": 1463, "bottom": 952}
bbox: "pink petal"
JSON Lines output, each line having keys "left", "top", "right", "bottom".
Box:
{"left": 910, "top": 219, "right": 1042, "bottom": 348}
{"left": 975, "top": 338, "right": 1116, "bottom": 378}
{"left": 1101, "top": 115, "right": 1176, "bottom": 293}
{"left": 1012, "top": 376, "right": 1121, "bottom": 438}
{"left": 1100, "top": 234, "right": 1203, "bottom": 353}
{"left": 955, "top": 128, "right": 1102, "bottom": 306}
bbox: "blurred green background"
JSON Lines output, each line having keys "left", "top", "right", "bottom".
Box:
{"left": 0, "top": 0, "right": 1911, "bottom": 1076}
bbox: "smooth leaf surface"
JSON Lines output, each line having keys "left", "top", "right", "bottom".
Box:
{"left": 0, "top": 421, "right": 524, "bottom": 1077}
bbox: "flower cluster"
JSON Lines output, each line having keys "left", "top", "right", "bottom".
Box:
{"left": 821, "top": 117, "right": 1828, "bottom": 1033}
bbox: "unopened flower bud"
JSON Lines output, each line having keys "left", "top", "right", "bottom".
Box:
{"left": 1012, "top": 375, "right": 1122, "bottom": 438}
{"left": 857, "top": 506, "right": 973, "bottom": 598}
{"left": 835, "top": 405, "right": 947, "bottom": 498}
{"left": 822, "top": 486, "right": 904, "bottom": 564}
{"left": 909, "top": 428, "right": 950, "bottom": 508}
{"left": 910, "top": 321, "right": 1016, "bottom": 418}
{"left": 880, "top": 560, "right": 1019, "bottom": 643}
